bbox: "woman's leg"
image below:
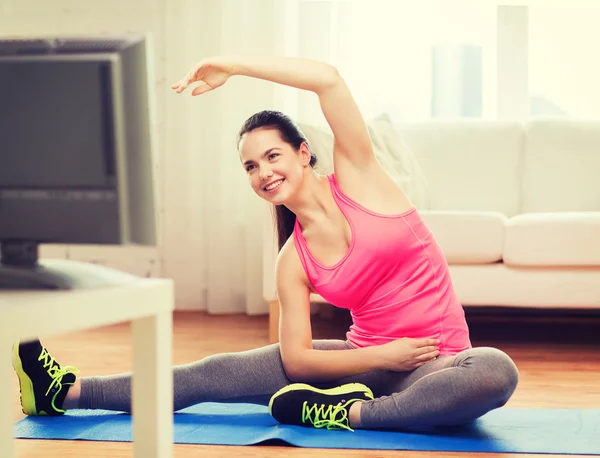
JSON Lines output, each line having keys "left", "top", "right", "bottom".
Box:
{"left": 77, "top": 340, "right": 355, "bottom": 412}
{"left": 357, "top": 347, "right": 519, "bottom": 429}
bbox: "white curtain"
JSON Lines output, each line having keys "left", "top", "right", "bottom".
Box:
{"left": 188, "top": 0, "right": 299, "bottom": 314}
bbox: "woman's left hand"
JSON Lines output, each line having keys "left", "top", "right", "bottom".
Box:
{"left": 171, "top": 57, "right": 234, "bottom": 96}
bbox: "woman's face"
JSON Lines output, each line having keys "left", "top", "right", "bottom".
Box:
{"left": 239, "top": 128, "right": 310, "bottom": 204}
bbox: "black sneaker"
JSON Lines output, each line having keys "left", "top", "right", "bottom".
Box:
{"left": 269, "top": 382, "right": 374, "bottom": 432}
{"left": 12, "top": 339, "right": 79, "bottom": 416}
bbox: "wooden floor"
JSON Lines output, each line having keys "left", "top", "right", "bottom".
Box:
{"left": 12, "top": 309, "right": 600, "bottom": 458}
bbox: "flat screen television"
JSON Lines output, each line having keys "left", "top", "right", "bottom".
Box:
{"left": 0, "top": 36, "right": 158, "bottom": 289}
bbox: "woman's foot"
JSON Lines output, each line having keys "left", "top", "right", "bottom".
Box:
{"left": 12, "top": 339, "right": 79, "bottom": 416}
{"left": 268, "top": 382, "right": 373, "bottom": 432}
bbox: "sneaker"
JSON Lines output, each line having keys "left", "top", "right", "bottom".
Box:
{"left": 269, "top": 382, "right": 374, "bottom": 432}
{"left": 12, "top": 339, "right": 79, "bottom": 416}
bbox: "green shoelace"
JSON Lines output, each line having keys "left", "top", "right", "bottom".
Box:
{"left": 302, "top": 399, "right": 360, "bottom": 432}
{"left": 38, "top": 347, "right": 80, "bottom": 411}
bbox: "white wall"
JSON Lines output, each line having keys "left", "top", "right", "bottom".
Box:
{"left": 1, "top": 0, "right": 289, "bottom": 313}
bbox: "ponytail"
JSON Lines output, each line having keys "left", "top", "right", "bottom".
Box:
{"left": 274, "top": 205, "right": 297, "bottom": 251}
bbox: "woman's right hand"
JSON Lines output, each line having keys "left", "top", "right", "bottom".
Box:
{"left": 171, "top": 57, "right": 234, "bottom": 96}
{"left": 378, "top": 337, "right": 440, "bottom": 372}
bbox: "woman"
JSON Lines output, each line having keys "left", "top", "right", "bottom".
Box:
{"left": 13, "top": 56, "right": 518, "bottom": 432}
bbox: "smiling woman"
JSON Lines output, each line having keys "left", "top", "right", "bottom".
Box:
{"left": 12, "top": 55, "right": 519, "bottom": 435}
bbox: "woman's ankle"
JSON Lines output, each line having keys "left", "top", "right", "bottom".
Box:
{"left": 62, "top": 378, "right": 81, "bottom": 410}
{"left": 348, "top": 400, "right": 363, "bottom": 429}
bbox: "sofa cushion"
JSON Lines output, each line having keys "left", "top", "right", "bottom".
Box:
{"left": 448, "top": 263, "right": 600, "bottom": 307}
{"left": 522, "top": 119, "right": 600, "bottom": 213}
{"left": 420, "top": 210, "right": 507, "bottom": 264}
{"left": 400, "top": 121, "right": 523, "bottom": 216}
{"left": 504, "top": 212, "right": 600, "bottom": 266}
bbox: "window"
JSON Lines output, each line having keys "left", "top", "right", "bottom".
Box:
{"left": 299, "top": 0, "right": 497, "bottom": 122}
{"left": 294, "top": 0, "right": 599, "bottom": 122}
{"left": 529, "top": 4, "right": 600, "bottom": 118}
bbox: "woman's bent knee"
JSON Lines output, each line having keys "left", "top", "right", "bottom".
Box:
{"left": 481, "top": 347, "right": 519, "bottom": 403}
{"left": 460, "top": 347, "right": 519, "bottom": 405}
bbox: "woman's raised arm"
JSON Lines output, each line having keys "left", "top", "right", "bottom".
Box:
{"left": 172, "top": 55, "right": 376, "bottom": 169}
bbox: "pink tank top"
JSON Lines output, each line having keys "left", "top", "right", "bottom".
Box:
{"left": 293, "top": 174, "right": 472, "bottom": 356}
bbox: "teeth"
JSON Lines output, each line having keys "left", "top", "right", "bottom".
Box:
{"left": 265, "top": 179, "right": 283, "bottom": 191}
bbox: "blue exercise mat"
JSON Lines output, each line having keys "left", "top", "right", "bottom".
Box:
{"left": 14, "top": 403, "right": 600, "bottom": 454}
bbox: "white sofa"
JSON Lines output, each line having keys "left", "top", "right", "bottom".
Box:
{"left": 262, "top": 118, "right": 600, "bottom": 342}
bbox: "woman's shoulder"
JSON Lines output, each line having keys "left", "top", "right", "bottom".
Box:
{"left": 276, "top": 237, "right": 315, "bottom": 293}
{"left": 276, "top": 236, "right": 304, "bottom": 276}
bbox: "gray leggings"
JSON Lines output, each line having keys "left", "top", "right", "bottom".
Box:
{"left": 79, "top": 342, "right": 519, "bottom": 430}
